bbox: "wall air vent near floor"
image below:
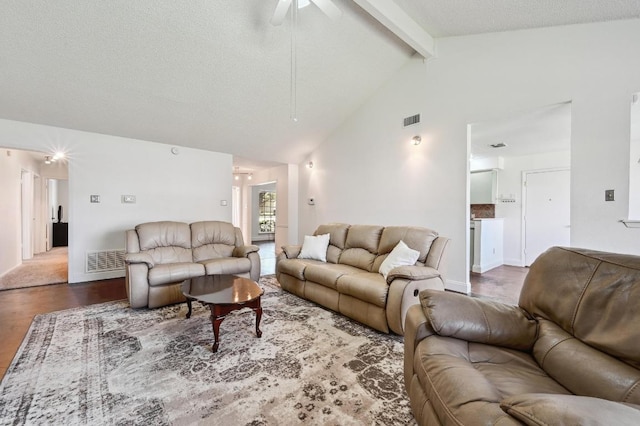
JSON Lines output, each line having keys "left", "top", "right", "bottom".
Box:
{"left": 403, "top": 114, "right": 420, "bottom": 127}
{"left": 86, "top": 249, "right": 126, "bottom": 273}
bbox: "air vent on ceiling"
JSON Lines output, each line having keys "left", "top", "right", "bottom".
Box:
{"left": 86, "top": 249, "right": 125, "bottom": 273}
{"left": 403, "top": 114, "right": 420, "bottom": 127}
{"left": 490, "top": 142, "right": 508, "bottom": 148}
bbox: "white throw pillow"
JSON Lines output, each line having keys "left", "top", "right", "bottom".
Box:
{"left": 298, "top": 233, "right": 331, "bottom": 262}
{"left": 379, "top": 240, "right": 420, "bottom": 279}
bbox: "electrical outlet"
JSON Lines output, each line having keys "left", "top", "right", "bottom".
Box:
{"left": 605, "top": 189, "right": 615, "bottom": 202}
{"left": 121, "top": 195, "right": 136, "bottom": 204}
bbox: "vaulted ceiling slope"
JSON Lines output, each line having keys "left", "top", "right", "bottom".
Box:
{"left": 1, "top": 1, "right": 639, "bottom": 167}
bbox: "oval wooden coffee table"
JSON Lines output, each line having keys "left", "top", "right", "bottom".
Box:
{"left": 181, "top": 275, "right": 264, "bottom": 352}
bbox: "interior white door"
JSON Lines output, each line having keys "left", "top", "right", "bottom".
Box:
{"left": 524, "top": 169, "right": 570, "bottom": 266}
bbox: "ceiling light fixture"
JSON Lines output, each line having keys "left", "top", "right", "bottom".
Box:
{"left": 411, "top": 136, "right": 422, "bottom": 146}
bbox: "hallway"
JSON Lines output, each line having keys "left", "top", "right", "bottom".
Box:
{"left": 0, "top": 247, "right": 68, "bottom": 291}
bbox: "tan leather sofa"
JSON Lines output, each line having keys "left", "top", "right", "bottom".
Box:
{"left": 125, "top": 220, "right": 260, "bottom": 308}
{"left": 276, "top": 223, "right": 449, "bottom": 335}
{"left": 405, "top": 246, "right": 640, "bottom": 425}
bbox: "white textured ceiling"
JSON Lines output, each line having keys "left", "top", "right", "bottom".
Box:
{"left": 1, "top": 1, "right": 639, "bottom": 171}
{"left": 394, "top": 0, "right": 640, "bottom": 37}
{"left": 470, "top": 102, "right": 572, "bottom": 160}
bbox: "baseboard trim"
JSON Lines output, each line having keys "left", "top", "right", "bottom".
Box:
{"left": 445, "top": 279, "right": 468, "bottom": 294}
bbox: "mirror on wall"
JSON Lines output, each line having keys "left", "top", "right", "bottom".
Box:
{"left": 630, "top": 92, "right": 640, "bottom": 220}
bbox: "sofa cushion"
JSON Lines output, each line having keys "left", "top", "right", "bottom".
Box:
{"left": 136, "top": 221, "right": 191, "bottom": 251}
{"left": 148, "top": 262, "right": 204, "bottom": 286}
{"left": 199, "top": 257, "right": 251, "bottom": 276}
{"left": 136, "top": 222, "right": 193, "bottom": 264}
{"left": 414, "top": 336, "right": 570, "bottom": 425}
{"left": 315, "top": 223, "right": 350, "bottom": 264}
{"left": 378, "top": 240, "right": 420, "bottom": 279}
{"left": 520, "top": 247, "right": 640, "bottom": 369}
{"left": 304, "top": 263, "right": 363, "bottom": 290}
{"left": 500, "top": 394, "right": 640, "bottom": 426}
{"left": 336, "top": 272, "right": 389, "bottom": 307}
{"left": 278, "top": 258, "right": 324, "bottom": 281}
{"left": 339, "top": 225, "right": 383, "bottom": 271}
{"left": 191, "top": 221, "right": 237, "bottom": 262}
{"left": 377, "top": 226, "right": 438, "bottom": 264}
{"left": 298, "top": 233, "right": 331, "bottom": 262}
{"left": 533, "top": 319, "right": 640, "bottom": 404}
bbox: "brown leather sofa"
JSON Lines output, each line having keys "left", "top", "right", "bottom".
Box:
{"left": 404, "top": 246, "right": 640, "bottom": 425}
{"left": 276, "top": 223, "right": 449, "bottom": 335}
{"left": 125, "top": 220, "right": 260, "bottom": 308}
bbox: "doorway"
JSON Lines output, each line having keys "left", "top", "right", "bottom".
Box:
{"left": 523, "top": 169, "right": 570, "bottom": 266}
{"left": 468, "top": 101, "right": 572, "bottom": 278}
{"left": 0, "top": 148, "right": 69, "bottom": 290}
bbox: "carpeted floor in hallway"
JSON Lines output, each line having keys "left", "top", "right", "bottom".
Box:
{"left": 0, "top": 247, "right": 68, "bottom": 291}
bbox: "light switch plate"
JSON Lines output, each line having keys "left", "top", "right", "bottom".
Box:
{"left": 122, "top": 195, "right": 136, "bottom": 203}
{"left": 220, "top": 200, "right": 228, "bottom": 206}
{"left": 90, "top": 195, "right": 100, "bottom": 203}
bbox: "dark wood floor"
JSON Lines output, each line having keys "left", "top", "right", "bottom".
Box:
{"left": 0, "top": 265, "right": 527, "bottom": 381}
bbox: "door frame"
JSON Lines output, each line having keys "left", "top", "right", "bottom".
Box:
{"left": 521, "top": 167, "right": 570, "bottom": 266}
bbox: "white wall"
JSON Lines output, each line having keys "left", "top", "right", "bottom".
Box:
{"left": 495, "top": 151, "right": 571, "bottom": 266}
{"left": 300, "top": 19, "right": 640, "bottom": 292}
{"left": 0, "top": 149, "right": 41, "bottom": 276}
{"left": 0, "top": 118, "right": 233, "bottom": 283}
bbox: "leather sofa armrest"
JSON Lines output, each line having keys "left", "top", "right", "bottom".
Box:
{"left": 403, "top": 304, "right": 437, "bottom": 387}
{"left": 125, "top": 252, "right": 155, "bottom": 268}
{"left": 233, "top": 245, "right": 260, "bottom": 258}
{"left": 386, "top": 265, "right": 440, "bottom": 284}
{"left": 281, "top": 245, "right": 302, "bottom": 259}
{"left": 500, "top": 394, "right": 640, "bottom": 426}
{"left": 420, "top": 289, "right": 537, "bottom": 351}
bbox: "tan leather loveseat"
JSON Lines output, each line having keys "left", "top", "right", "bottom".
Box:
{"left": 405, "top": 246, "right": 640, "bottom": 425}
{"left": 276, "top": 223, "right": 449, "bottom": 335}
{"left": 125, "top": 220, "right": 260, "bottom": 308}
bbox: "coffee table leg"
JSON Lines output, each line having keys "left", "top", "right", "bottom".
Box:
{"left": 255, "top": 306, "right": 263, "bottom": 338}
{"left": 211, "top": 315, "right": 224, "bottom": 353}
{"left": 185, "top": 298, "right": 193, "bottom": 319}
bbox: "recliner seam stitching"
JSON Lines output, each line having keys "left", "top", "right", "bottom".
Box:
{"left": 569, "top": 261, "right": 601, "bottom": 335}
{"left": 623, "top": 378, "right": 640, "bottom": 403}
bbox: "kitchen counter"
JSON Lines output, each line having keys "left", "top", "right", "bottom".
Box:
{"left": 470, "top": 218, "right": 504, "bottom": 273}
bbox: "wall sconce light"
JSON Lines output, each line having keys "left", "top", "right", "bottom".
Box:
{"left": 306, "top": 161, "right": 314, "bottom": 169}
{"left": 247, "top": 173, "right": 253, "bottom": 180}
{"left": 44, "top": 156, "right": 52, "bottom": 165}
{"left": 411, "top": 136, "right": 422, "bottom": 146}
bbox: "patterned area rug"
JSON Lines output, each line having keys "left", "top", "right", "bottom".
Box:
{"left": 0, "top": 276, "right": 415, "bottom": 425}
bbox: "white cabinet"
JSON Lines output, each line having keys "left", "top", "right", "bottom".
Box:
{"left": 470, "top": 170, "right": 498, "bottom": 204}
{"left": 471, "top": 219, "right": 503, "bottom": 273}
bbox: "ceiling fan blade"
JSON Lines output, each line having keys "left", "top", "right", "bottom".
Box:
{"left": 271, "top": 0, "right": 293, "bottom": 26}
{"left": 311, "top": 0, "right": 342, "bottom": 20}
